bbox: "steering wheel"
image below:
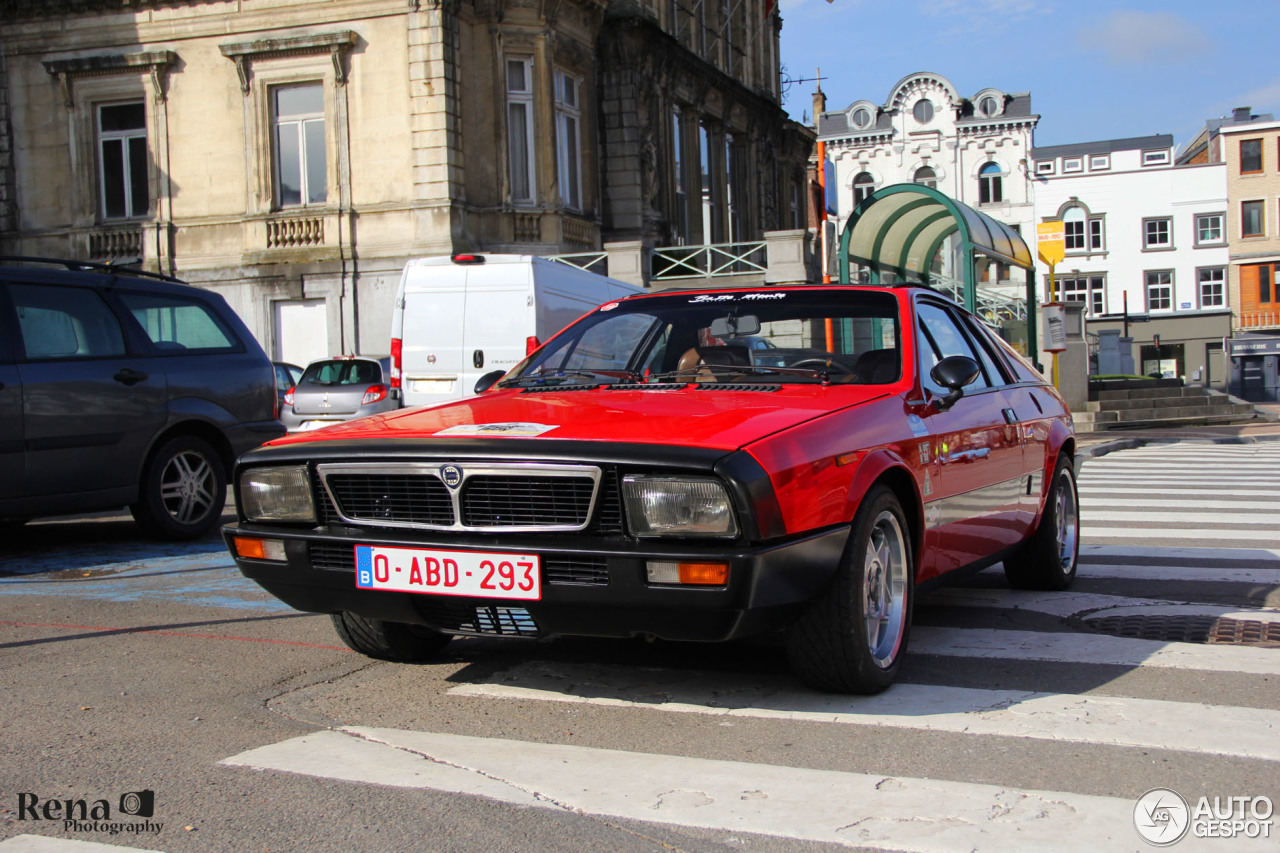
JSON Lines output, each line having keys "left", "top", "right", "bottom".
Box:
{"left": 789, "top": 358, "right": 853, "bottom": 374}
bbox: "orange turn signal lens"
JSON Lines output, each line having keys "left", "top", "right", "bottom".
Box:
{"left": 646, "top": 561, "right": 729, "bottom": 586}
{"left": 233, "top": 536, "right": 287, "bottom": 562}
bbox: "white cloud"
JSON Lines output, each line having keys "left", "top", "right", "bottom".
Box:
{"left": 1076, "top": 10, "right": 1207, "bottom": 65}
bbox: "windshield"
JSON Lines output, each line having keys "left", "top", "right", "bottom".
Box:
{"left": 502, "top": 289, "right": 901, "bottom": 387}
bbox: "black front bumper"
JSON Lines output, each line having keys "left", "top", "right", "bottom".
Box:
{"left": 223, "top": 523, "right": 849, "bottom": 643}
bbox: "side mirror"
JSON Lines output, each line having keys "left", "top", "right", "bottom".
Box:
{"left": 474, "top": 370, "right": 506, "bottom": 394}
{"left": 929, "top": 355, "right": 981, "bottom": 410}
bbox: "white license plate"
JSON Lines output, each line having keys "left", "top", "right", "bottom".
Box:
{"left": 299, "top": 420, "right": 339, "bottom": 431}
{"left": 354, "top": 545, "right": 541, "bottom": 600}
{"left": 409, "top": 378, "right": 456, "bottom": 394}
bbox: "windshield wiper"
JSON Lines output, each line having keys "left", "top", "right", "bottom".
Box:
{"left": 648, "top": 364, "right": 827, "bottom": 382}
{"left": 498, "top": 368, "right": 643, "bottom": 389}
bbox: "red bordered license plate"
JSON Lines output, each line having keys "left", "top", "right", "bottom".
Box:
{"left": 354, "top": 545, "right": 541, "bottom": 600}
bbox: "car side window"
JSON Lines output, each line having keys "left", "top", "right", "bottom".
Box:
{"left": 960, "top": 317, "right": 1013, "bottom": 388}
{"left": 117, "top": 291, "right": 238, "bottom": 352}
{"left": 10, "top": 283, "right": 127, "bottom": 360}
{"left": 916, "top": 301, "right": 990, "bottom": 395}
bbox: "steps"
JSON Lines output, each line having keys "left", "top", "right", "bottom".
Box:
{"left": 1072, "top": 382, "right": 1263, "bottom": 433}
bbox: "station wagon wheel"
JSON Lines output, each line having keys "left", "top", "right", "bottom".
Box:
{"left": 331, "top": 611, "right": 452, "bottom": 662}
{"left": 1003, "top": 454, "right": 1079, "bottom": 591}
{"left": 786, "top": 485, "right": 914, "bottom": 694}
{"left": 130, "top": 435, "right": 226, "bottom": 540}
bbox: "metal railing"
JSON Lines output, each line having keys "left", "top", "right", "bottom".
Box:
{"left": 928, "top": 274, "right": 1028, "bottom": 324}
{"left": 650, "top": 240, "right": 766, "bottom": 281}
{"left": 547, "top": 252, "right": 608, "bottom": 276}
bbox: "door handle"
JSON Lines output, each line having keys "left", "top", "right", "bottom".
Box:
{"left": 473, "top": 350, "right": 484, "bottom": 369}
{"left": 113, "top": 368, "right": 148, "bottom": 386}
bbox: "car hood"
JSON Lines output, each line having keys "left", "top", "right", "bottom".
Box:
{"left": 264, "top": 385, "right": 890, "bottom": 452}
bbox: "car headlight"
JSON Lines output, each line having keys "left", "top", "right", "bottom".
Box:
{"left": 621, "top": 476, "right": 739, "bottom": 538}
{"left": 240, "top": 465, "right": 315, "bottom": 522}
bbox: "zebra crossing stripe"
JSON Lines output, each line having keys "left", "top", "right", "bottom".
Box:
{"left": 1082, "top": 544, "right": 1280, "bottom": 562}
{"left": 1073, "top": 563, "right": 1280, "bottom": 584}
{"left": 444, "top": 663, "right": 1280, "bottom": 762}
{"left": 222, "top": 727, "right": 1145, "bottom": 850}
{"left": 1081, "top": 510, "right": 1279, "bottom": 524}
{"left": 0, "top": 838, "right": 166, "bottom": 853}
{"left": 912, "top": 627, "right": 1280, "bottom": 675}
{"left": 1081, "top": 526, "right": 1280, "bottom": 542}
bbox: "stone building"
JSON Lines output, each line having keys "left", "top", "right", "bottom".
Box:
{"left": 0, "top": 0, "right": 812, "bottom": 364}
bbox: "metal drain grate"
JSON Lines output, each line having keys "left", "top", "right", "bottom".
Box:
{"left": 1087, "top": 614, "right": 1280, "bottom": 647}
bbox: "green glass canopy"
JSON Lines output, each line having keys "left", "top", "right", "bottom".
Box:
{"left": 835, "top": 182, "right": 1038, "bottom": 354}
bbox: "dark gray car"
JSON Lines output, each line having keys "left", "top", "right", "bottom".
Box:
{"left": 0, "top": 257, "right": 284, "bottom": 539}
{"left": 279, "top": 356, "right": 400, "bottom": 433}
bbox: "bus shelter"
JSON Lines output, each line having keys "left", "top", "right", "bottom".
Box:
{"left": 836, "top": 184, "right": 1039, "bottom": 356}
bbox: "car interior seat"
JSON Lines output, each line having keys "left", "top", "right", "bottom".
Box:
{"left": 853, "top": 348, "right": 900, "bottom": 384}
{"left": 676, "top": 344, "right": 751, "bottom": 381}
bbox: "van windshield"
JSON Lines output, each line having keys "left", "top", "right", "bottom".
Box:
{"left": 500, "top": 289, "right": 902, "bottom": 388}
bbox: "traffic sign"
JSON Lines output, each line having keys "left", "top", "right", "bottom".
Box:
{"left": 1037, "top": 221, "right": 1065, "bottom": 266}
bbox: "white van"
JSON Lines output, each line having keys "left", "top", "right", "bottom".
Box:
{"left": 390, "top": 254, "right": 643, "bottom": 408}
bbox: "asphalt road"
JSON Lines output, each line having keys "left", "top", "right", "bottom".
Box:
{"left": 2, "top": 442, "right": 1278, "bottom": 852}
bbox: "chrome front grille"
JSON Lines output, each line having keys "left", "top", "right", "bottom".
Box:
{"left": 316, "top": 462, "right": 603, "bottom": 532}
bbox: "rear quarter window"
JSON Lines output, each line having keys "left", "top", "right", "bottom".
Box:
{"left": 10, "top": 283, "right": 127, "bottom": 359}
{"left": 119, "top": 291, "right": 241, "bottom": 353}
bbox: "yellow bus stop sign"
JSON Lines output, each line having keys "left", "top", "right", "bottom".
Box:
{"left": 1037, "top": 221, "right": 1065, "bottom": 266}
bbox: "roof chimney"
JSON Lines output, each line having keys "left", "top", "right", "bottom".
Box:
{"left": 1233, "top": 106, "right": 1253, "bottom": 123}
{"left": 812, "top": 67, "right": 827, "bottom": 128}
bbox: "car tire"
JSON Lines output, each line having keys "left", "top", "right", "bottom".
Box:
{"left": 786, "top": 485, "right": 913, "bottom": 694}
{"left": 130, "top": 435, "right": 226, "bottom": 540}
{"left": 1003, "top": 455, "right": 1079, "bottom": 591}
{"left": 330, "top": 611, "right": 452, "bottom": 662}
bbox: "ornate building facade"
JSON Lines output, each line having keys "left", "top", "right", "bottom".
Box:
{"left": 0, "top": 0, "right": 812, "bottom": 364}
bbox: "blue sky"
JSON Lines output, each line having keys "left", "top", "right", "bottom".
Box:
{"left": 777, "top": 0, "right": 1280, "bottom": 151}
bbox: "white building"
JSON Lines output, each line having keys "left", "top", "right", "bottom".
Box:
{"left": 815, "top": 72, "right": 1038, "bottom": 289}
{"left": 1030, "top": 135, "right": 1230, "bottom": 385}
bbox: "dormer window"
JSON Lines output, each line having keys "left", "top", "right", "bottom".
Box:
{"left": 851, "top": 107, "right": 872, "bottom": 129}
{"left": 978, "top": 96, "right": 999, "bottom": 117}
{"left": 913, "top": 99, "right": 934, "bottom": 124}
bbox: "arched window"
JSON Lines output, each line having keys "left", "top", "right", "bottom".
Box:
{"left": 852, "top": 171, "right": 875, "bottom": 205}
{"left": 1063, "top": 205, "right": 1086, "bottom": 250}
{"left": 979, "top": 162, "right": 1003, "bottom": 204}
{"left": 914, "top": 166, "right": 937, "bottom": 189}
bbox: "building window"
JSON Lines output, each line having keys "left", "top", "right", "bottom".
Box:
{"left": 1143, "top": 217, "right": 1172, "bottom": 250}
{"left": 699, "top": 123, "right": 717, "bottom": 243}
{"left": 1142, "top": 149, "right": 1170, "bottom": 167}
{"left": 851, "top": 107, "right": 872, "bottom": 129}
{"left": 978, "top": 162, "right": 1003, "bottom": 204}
{"left": 554, "top": 70, "right": 581, "bottom": 211}
{"left": 671, "top": 108, "right": 688, "bottom": 244}
{"left": 97, "top": 101, "right": 149, "bottom": 220}
{"left": 272, "top": 84, "right": 327, "bottom": 207}
{"left": 1240, "top": 138, "right": 1263, "bottom": 174}
{"left": 914, "top": 166, "right": 937, "bottom": 189}
{"left": 1089, "top": 154, "right": 1110, "bottom": 170}
{"left": 1063, "top": 157, "right": 1083, "bottom": 173}
{"left": 724, "top": 134, "right": 743, "bottom": 241}
{"left": 1145, "top": 270, "right": 1173, "bottom": 312}
{"left": 1198, "top": 267, "right": 1225, "bottom": 308}
{"left": 1060, "top": 274, "right": 1105, "bottom": 316}
{"left": 1063, "top": 205, "right": 1104, "bottom": 253}
{"left": 978, "top": 96, "right": 999, "bottom": 117}
{"left": 1194, "top": 213, "right": 1225, "bottom": 246}
{"left": 505, "top": 59, "right": 537, "bottom": 205}
{"left": 852, "top": 171, "right": 875, "bottom": 205}
{"left": 1242, "top": 200, "right": 1265, "bottom": 238}
{"left": 1035, "top": 161, "right": 1055, "bottom": 175}
{"left": 789, "top": 180, "right": 800, "bottom": 230}
{"left": 913, "top": 99, "right": 934, "bottom": 124}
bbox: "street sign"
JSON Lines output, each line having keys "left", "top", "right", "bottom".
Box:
{"left": 1036, "top": 221, "right": 1065, "bottom": 266}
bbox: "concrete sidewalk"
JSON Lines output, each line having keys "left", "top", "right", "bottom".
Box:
{"left": 1076, "top": 403, "right": 1280, "bottom": 458}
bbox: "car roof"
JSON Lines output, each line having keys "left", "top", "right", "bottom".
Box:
{"left": 0, "top": 256, "right": 212, "bottom": 297}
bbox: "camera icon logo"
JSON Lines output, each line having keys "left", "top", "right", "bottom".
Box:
{"left": 119, "top": 790, "right": 155, "bottom": 818}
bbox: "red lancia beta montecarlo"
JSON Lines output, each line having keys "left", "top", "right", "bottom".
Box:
{"left": 224, "top": 283, "right": 1078, "bottom": 694}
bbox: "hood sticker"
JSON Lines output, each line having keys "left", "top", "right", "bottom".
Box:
{"left": 435, "top": 422, "right": 559, "bottom": 437}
